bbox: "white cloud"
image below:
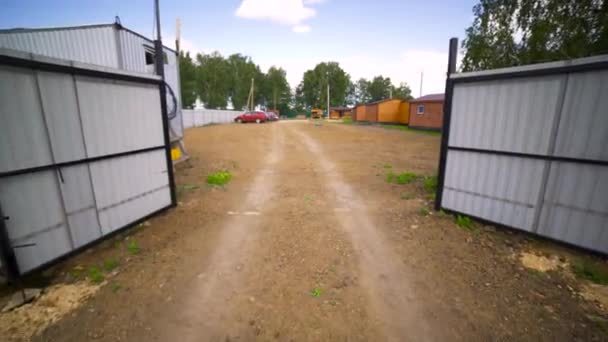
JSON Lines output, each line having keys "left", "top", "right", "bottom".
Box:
{"left": 235, "top": 0, "right": 319, "bottom": 32}
{"left": 292, "top": 25, "right": 311, "bottom": 33}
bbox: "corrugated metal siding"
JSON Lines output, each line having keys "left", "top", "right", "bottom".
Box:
{"left": 449, "top": 76, "right": 563, "bottom": 154}
{"left": 91, "top": 150, "right": 170, "bottom": 235}
{"left": 76, "top": 77, "right": 164, "bottom": 157}
{"left": 442, "top": 55, "right": 608, "bottom": 254}
{"left": 0, "top": 50, "right": 171, "bottom": 274}
{"left": 0, "top": 26, "right": 119, "bottom": 68}
{"left": 118, "top": 29, "right": 148, "bottom": 73}
{"left": 554, "top": 70, "right": 608, "bottom": 161}
{"left": 443, "top": 150, "right": 544, "bottom": 231}
{"left": 537, "top": 162, "right": 608, "bottom": 252}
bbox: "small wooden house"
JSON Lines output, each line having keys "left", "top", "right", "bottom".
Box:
{"left": 408, "top": 93, "right": 445, "bottom": 130}
{"left": 353, "top": 99, "right": 409, "bottom": 124}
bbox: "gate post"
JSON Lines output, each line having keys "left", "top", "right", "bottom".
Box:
{"left": 434, "top": 37, "right": 458, "bottom": 211}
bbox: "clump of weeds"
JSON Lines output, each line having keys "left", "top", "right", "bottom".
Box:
{"left": 103, "top": 258, "right": 119, "bottom": 272}
{"left": 206, "top": 171, "right": 232, "bottom": 186}
{"left": 386, "top": 171, "right": 418, "bottom": 184}
{"left": 419, "top": 207, "right": 430, "bottom": 216}
{"left": 127, "top": 241, "right": 140, "bottom": 255}
{"left": 455, "top": 215, "right": 474, "bottom": 231}
{"left": 88, "top": 266, "right": 104, "bottom": 284}
{"left": 310, "top": 288, "right": 323, "bottom": 297}
{"left": 571, "top": 258, "right": 608, "bottom": 285}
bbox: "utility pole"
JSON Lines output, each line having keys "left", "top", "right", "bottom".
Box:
{"left": 419, "top": 71, "right": 424, "bottom": 97}
{"left": 175, "top": 17, "right": 181, "bottom": 52}
{"left": 327, "top": 82, "right": 330, "bottom": 120}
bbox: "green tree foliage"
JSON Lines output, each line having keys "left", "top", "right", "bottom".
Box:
{"left": 391, "top": 82, "right": 413, "bottom": 100}
{"left": 178, "top": 51, "right": 197, "bottom": 108}
{"left": 367, "top": 76, "right": 393, "bottom": 101}
{"left": 462, "top": 0, "right": 608, "bottom": 72}
{"left": 226, "top": 53, "right": 265, "bottom": 111}
{"left": 299, "top": 62, "right": 351, "bottom": 109}
{"left": 195, "top": 52, "right": 231, "bottom": 109}
{"left": 353, "top": 78, "right": 370, "bottom": 104}
{"left": 263, "top": 66, "right": 292, "bottom": 113}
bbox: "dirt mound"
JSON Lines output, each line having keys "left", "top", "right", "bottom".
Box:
{"left": 520, "top": 252, "right": 567, "bottom": 272}
{"left": 0, "top": 282, "right": 100, "bottom": 341}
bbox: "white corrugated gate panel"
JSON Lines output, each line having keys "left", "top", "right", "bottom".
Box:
{"left": 90, "top": 150, "right": 171, "bottom": 235}
{"left": 37, "top": 71, "right": 87, "bottom": 163}
{"left": 554, "top": 70, "right": 608, "bottom": 162}
{"left": 58, "top": 164, "right": 101, "bottom": 248}
{"left": 0, "top": 66, "right": 52, "bottom": 173}
{"left": 0, "top": 26, "right": 119, "bottom": 69}
{"left": 537, "top": 162, "right": 608, "bottom": 253}
{"left": 442, "top": 150, "right": 544, "bottom": 231}
{"left": 450, "top": 76, "right": 563, "bottom": 154}
{"left": 76, "top": 77, "right": 164, "bottom": 157}
{"left": 0, "top": 171, "right": 72, "bottom": 272}
{"left": 118, "top": 29, "right": 148, "bottom": 73}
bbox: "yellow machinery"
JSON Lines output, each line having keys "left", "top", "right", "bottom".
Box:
{"left": 311, "top": 108, "right": 323, "bottom": 119}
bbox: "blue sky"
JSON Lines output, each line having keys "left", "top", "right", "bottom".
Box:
{"left": 1, "top": 0, "right": 476, "bottom": 94}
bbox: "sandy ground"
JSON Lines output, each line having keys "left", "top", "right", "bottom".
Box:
{"left": 2, "top": 121, "right": 607, "bottom": 341}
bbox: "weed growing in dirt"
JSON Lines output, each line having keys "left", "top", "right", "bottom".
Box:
{"left": 342, "top": 117, "right": 353, "bottom": 124}
{"left": 88, "top": 266, "right": 104, "bottom": 284}
{"left": 110, "top": 281, "right": 122, "bottom": 292}
{"left": 310, "top": 288, "right": 323, "bottom": 297}
{"left": 127, "top": 241, "right": 140, "bottom": 255}
{"left": 69, "top": 266, "right": 85, "bottom": 281}
{"left": 419, "top": 207, "right": 430, "bottom": 216}
{"left": 304, "top": 195, "right": 313, "bottom": 202}
{"left": 401, "top": 192, "right": 413, "bottom": 200}
{"left": 423, "top": 176, "right": 438, "bottom": 194}
{"left": 103, "top": 258, "right": 119, "bottom": 272}
{"left": 386, "top": 171, "right": 418, "bottom": 184}
{"left": 571, "top": 259, "right": 608, "bottom": 285}
{"left": 207, "top": 171, "right": 232, "bottom": 186}
{"left": 383, "top": 163, "right": 392, "bottom": 169}
{"left": 383, "top": 124, "right": 442, "bottom": 136}
{"left": 455, "top": 215, "right": 473, "bottom": 230}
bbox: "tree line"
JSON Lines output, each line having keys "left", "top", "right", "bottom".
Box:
{"left": 179, "top": 52, "right": 413, "bottom": 112}
{"left": 462, "top": 0, "right": 608, "bottom": 71}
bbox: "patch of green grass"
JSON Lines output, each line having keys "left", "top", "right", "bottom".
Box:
{"left": 88, "top": 266, "right": 104, "bottom": 284}
{"left": 103, "top": 258, "right": 119, "bottom": 272}
{"left": 386, "top": 171, "right": 418, "bottom": 184}
{"left": 400, "top": 192, "right": 413, "bottom": 200}
{"left": 571, "top": 259, "right": 608, "bottom": 285}
{"left": 342, "top": 117, "right": 353, "bottom": 124}
{"left": 127, "top": 241, "right": 140, "bottom": 255}
{"left": 423, "top": 176, "right": 438, "bottom": 194}
{"left": 110, "top": 281, "right": 122, "bottom": 293}
{"left": 383, "top": 163, "right": 392, "bottom": 169}
{"left": 182, "top": 184, "right": 199, "bottom": 191}
{"left": 310, "top": 288, "right": 323, "bottom": 297}
{"left": 206, "top": 171, "right": 232, "bottom": 186}
{"left": 383, "top": 124, "right": 442, "bottom": 136}
{"left": 419, "top": 207, "right": 430, "bottom": 216}
{"left": 455, "top": 215, "right": 474, "bottom": 231}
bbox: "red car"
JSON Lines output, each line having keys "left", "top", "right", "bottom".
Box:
{"left": 234, "top": 111, "right": 267, "bottom": 124}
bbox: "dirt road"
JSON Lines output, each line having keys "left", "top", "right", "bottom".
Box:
{"left": 17, "top": 121, "right": 607, "bottom": 341}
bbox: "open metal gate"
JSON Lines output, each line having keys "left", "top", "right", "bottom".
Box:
{"left": 436, "top": 39, "right": 608, "bottom": 255}
{"left": 0, "top": 48, "right": 176, "bottom": 280}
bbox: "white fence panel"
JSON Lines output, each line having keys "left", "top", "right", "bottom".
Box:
{"left": 182, "top": 109, "right": 241, "bottom": 128}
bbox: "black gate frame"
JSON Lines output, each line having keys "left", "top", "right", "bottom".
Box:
{"left": 0, "top": 52, "right": 177, "bottom": 282}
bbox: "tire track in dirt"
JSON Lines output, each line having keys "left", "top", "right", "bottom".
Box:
{"left": 287, "top": 122, "right": 443, "bottom": 341}
{"left": 154, "top": 123, "right": 285, "bottom": 341}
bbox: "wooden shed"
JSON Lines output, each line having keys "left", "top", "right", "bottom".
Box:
{"left": 408, "top": 93, "right": 445, "bottom": 130}
{"left": 355, "top": 99, "right": 409, "bottom": 123}
{"left": 329, "top": 107, "right": 352, "bottom": 119}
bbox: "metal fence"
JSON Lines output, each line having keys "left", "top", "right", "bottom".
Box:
{"left": 436, "top": 39, "right": 608, "bottom": 254}
{"left": 182, "top": 109, "right": 241, "bottom": 128}
{"left": 0, "top": 48, "right": 176, "bottom": 280}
